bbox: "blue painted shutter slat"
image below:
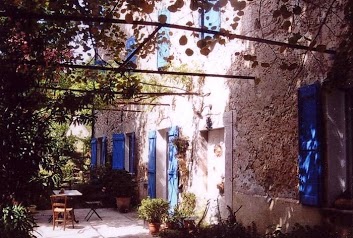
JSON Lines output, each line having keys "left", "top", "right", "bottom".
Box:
{"left": 101, "top": 136, "right": 107, "bottom": 165}
{"left": 298, "top": 82, "right": 322, "bottom": 206}
{"left": 90, "top": 138, "right": 97, "bottom": 168}
{"left": 112, "top": 133, "right": 125, "bottom": 170}
{"left": 129, "top": 132, "right": 136, "bottom": 174}
{"left": 126, "top": 36, "right": 137, "bottom": 66}
{"left": 157, "top": 8, "right": 170, "bottom": 69}
{"left": 148, "top": 131, "right": 157, "bottom": 198}
{"left": 168, "top": 126, "right": 179, "bottom": 211}
{"left": 203, "top": 0, "right": 221, "bottom": 39}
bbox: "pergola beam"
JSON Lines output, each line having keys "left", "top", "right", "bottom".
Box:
{"left": 0, "top": 10, "right": 336, "bottom": 55}
{"left": 114, "top": 102, "right": 170, "bottom": 106}
{"left": 47, "top": 62, "right": 256, "bottom": 80}
{"left": 35, "top": 85, "right": 200, "bottom": 96}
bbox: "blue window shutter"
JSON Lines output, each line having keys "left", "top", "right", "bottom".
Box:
{"left": 112, "top": 133, "right": 125, "bottom": 170}
{"left": 298, "top": 82, "right": 323, "bottom": 206}
{"left": 101, "top": 136, "right": 107, "bottom": 166}
{"left": 148, "top": 131, "right": 157, "bottom": 198}
{"left": 168, "top": 126, "right": 179, "bottom": 211}
{"left": 91, "top": 138, "right": 97, "bottom": 168}
{"left": 126, "top": 36, "right": 137, "bottom": 67}
{"left": 129, "top": 132, "right": 136, "bottom": 174}
{"left": 157, "top": 8, "right": 170, "bottom": 69}
{"left": 202, "top": 0, "right": 221, "bottom": 39}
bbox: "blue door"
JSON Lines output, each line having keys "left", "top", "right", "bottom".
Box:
{"left": 168, "top": 126, "right": 179, "bottom": 211}
{"left": 298, "top": 82, "right": 323, "bottom": 206}
{"left": 148, "top": 131, "right": 157, "bottom": 198}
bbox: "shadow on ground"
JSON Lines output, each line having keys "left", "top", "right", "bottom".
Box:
{"left": 33, "top": 208, "right": 154, "bottom": 238}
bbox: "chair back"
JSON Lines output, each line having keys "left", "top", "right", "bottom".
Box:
{"left": 50, "top": 194, "right": 68, "bottom": 211}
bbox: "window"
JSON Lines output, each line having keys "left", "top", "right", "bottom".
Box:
{"left": 125, "top": 36, "right": 137, "bottom": 68}
{"left": 324, "top": 86, "right": 353, "bottom": 206}
{"left": 299, "top": 82, "right": 353, "bottom": 207}
{"left": 157, "top": 8, "right": 170, "bottom": 70}
{"left": 90, "top": 136, "right": 107, "bottom": 168}
{"left": 200, "top": 0, "right": 221, "bottom": 39}
{"left": 112, "top": 133, "right": 136, "bottom": 173}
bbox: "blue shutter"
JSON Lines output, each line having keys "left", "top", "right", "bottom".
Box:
{"left": 298, "top": 82, "right": 323, "bottom": 206}
{"left": 157, "top": 8, "right": 170, "bottom": 69}
{"left": 126, "top": 36, "right": 137, "bottom": 67}
{"left": 168, "top": 126, "right": 179, "bottom": 211}
{"left": 112, "top": 133, "right": 125, "bottom": 170}
{"left": 129, "top": 132, "right": 136, "bottom": 174}
{"left": 148, "top": 131, "right": 157, "bottom": 198}
{"left": 90, "top": 138, "right": 97, "bottom": 168}
{"left": 101, "top": 136, "right": 107, "bottom": 166}
{"left": 95, "top": 59, "right": 107, "bottom": 74}
{"left": 202, "top": 0, "right": 221, "bottom": 39}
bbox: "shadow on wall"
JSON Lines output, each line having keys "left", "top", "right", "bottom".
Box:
{"left": 233, "top": 192, "right": 321, "bottom": 234}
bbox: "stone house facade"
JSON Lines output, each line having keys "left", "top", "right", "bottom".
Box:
{"left": 91, "top": 0, "right": 350, "bottom": 233}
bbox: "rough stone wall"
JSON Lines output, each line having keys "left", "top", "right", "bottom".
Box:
{"left": 226, "top": 0, "right": 343, "bottom": 200}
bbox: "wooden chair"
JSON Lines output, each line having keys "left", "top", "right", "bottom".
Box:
{"left": 50, "top": 194, "right": 75, "bottom": 230}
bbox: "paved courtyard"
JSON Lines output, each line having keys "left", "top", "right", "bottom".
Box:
{"left": 33, "top": 208, "right": 154, "bottom": 238}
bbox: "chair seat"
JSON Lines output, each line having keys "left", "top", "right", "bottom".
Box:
{"left": 85, "top": 201, "right": 102, "bottom": 206}
{"left": 84, "top": 201, "right": 103, "bottom": 221}
{"left": 54, "top": 207, "right": 73, "bottom": 213}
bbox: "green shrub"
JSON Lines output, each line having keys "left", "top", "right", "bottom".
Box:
{"left": 0, "top": 204, "right": 37, "bottom": 238}
{"left": 137, "top": 198, "right": 169, "bottom": 223}
{"left": 178, "top": 192, "right": 196, "bottom": 217}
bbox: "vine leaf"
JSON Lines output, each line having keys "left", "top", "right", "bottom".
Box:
{"left": 293, "top": 6, "right": 302, "bottom": 15}
{"left": 125, "top": 13, "right": 133, "bottom": 23}
{"left": 158, "top": 14, "right": 167, "bottom": 24}
{"left": 280, "top": 5, "right": 292, "bottom": 19}
{"left": 179, "top": 35, "right": 188, "bottom": 45}
{"left": 185, "top": 48, "right": 194, "bottom": 56}
{"left": 281, "top": 20, "right": 291, "bottom": 30}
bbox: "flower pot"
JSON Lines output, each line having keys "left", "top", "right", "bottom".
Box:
{"left": 148, "top": 222, "right": 161, "bottom": 236}
{"left": 27, "top": 205, "right": 37, "bottom": 214}
{"left": 116, "top": 196, "right": 131, "bottom": 213}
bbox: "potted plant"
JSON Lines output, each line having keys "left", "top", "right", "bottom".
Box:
{"left": 102, "top": 169, "right": 136, "bottom": 212}
{"left": 137, "top": 197, "right": 169, "bottom": 235}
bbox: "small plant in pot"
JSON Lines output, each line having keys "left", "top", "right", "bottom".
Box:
{"left": 137, "top": 197, "right": 169, "bottom": 235}
{"left": 102, "top": 169, "right": 136, "bottom": 213}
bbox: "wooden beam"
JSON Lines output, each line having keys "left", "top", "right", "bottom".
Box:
{"left": 114, "top": 102, "right": 170, "bottom": 106}
{"left": 38, "top": 62, "right": 256, "bottom": 80}
{"left": 35, "top": 85, "right": 200, "bottom": 96}
{"left": 0, "top": 10, "right": 336, "bottom": 55}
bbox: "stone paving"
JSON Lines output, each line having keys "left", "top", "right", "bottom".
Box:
{"left": 33, "top": 208, "right": 154, "bottom": 238}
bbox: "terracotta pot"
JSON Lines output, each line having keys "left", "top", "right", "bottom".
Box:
{"left": 27, "top": 205, "right": 37, "bottom": 214}
{"left": 148, "top": 222, "right": 161, "bottom": 235}
{"left": 116, "top": 197, "right": 131, "bottom": 213}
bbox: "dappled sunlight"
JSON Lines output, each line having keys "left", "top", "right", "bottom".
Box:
{"left": 265, "top": 197, "right": 317, "bottom": 233}
{"left": 33, "top": 208, "right": 152, "bottom": 238}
